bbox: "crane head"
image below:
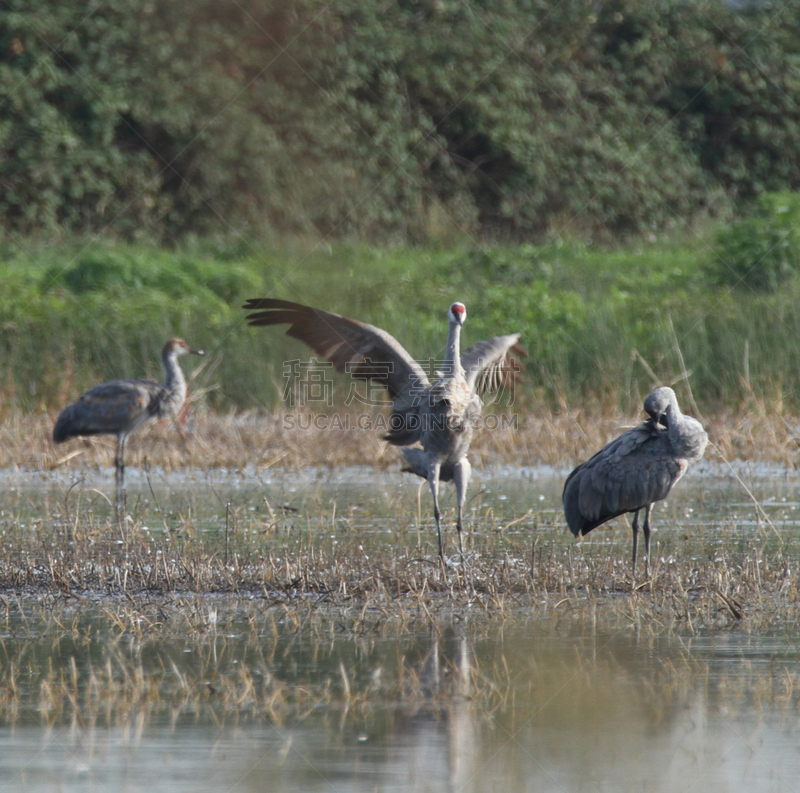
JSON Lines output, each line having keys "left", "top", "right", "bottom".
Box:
{"left": 449, "top": 302, "right": 466, "bottom": 326}
{"left": 163, "top": 338, "right": 205, "bottom": 358}
{"left": 644, "top": 386, "right": 676, "bottom": 429}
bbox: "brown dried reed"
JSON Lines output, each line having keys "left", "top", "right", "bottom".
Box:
{"left": 5, "top": 401, "right": 800, "bottom": 474}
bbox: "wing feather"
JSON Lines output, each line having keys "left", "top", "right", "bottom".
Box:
{"left": 244, "top": 299, "right": 433, "bottom": 444}
{"left": 461, "top": 334, "right": 524, "bottom": 396}
{"left": 562, "top": 419, "right": 680, "bottom": 536}
{"left": 243, "top": 299, "right": 430, "bottom": 399}
{"left": 53, "top": 379, "right": 162, "bottom": 441}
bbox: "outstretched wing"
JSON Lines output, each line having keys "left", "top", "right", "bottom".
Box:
{"left": 461, "top": 333, "right": 524, "bottom": 396}
{"left": 243, "top": 299, "right": 431, "bottom": 441}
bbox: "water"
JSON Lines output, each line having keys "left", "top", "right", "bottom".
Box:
{"left": 0, "top": 623, "right": 799, "bottom": 792}
{"left": 4, "top": 458, "right": 799, "bottom": 541}
{"left": 0, "top": 463, "right": 799, "bottom": 791}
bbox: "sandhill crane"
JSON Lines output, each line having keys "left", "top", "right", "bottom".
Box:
{"left": 243, "top": 299, "right": 522, "bottom": 559}
{"left": 53, "top": 338, "right": 204, "bottom": 506}
{"left": 562, "top": 386, "right": 708, "bottom": 574}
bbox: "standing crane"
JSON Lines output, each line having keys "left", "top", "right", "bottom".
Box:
{"left": 53, "top": 338, "right": 204, "bottom": 507}
{"left": 562, "top": 386, "right": 708, "bottom": 574}
{"left": 243, "top": 299, "right": 523, "bottom": 560}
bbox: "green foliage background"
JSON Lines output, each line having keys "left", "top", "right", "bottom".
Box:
{"left": 2, "top": 0, "right": 800, "bottom": 240}
{"left": 4, "top": 238, "right": 800, "bottom": 414}
{"left": 4, "top": 2, "right": 800, "bottom": 415}
{"left": 711, "top": 192, "right": 800, "bottom": 291}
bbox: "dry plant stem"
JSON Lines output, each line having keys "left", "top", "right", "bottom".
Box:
{"left": 709, "top": 441, "right": 781, "bottom": 541}
{"left": 225, "top": 502, "right": 231, "bottom": 566}
{"left": 668, "top": 315, "right": 703, "bottom": 421}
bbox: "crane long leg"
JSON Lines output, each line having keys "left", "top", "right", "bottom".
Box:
{"left": 453, "top": 458, "right": 471, "bottom": 560}
{"left": 642, "top": 503, "right": 653, "bottom": 575}
{"left": 630, "top": 509, "right": 640, "bottom": 572}
{"left": 427, "top": 461, "right": 444, "bottom": 560}
{"left": 115, "top": 434, "right": 127, "bottom": 513}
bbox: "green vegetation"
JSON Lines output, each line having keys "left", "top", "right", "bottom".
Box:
{"left": 3, "top": 221, "right": 800, "bottom": 414}
{"left": 712, "top": 192, "right": 800, "bottom": 292}
{"left": 3, "top": 1, "right": 800, "bottom": 241}
{"left": 4, "top": 1, "right": 800, "bottom": 414}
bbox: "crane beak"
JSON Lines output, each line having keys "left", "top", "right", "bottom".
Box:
{"left": 191, "top": 348, "right": 205, "bottom": 356}
{"left": 650, "top": 411, "right": 668, "bottom": 430}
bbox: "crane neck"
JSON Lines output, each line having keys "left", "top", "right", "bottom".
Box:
{"left": 664, "top": 401, "right": 680, "bottom": 437}
{"left": 444, "top": 320, "right": 464, "bottom": 379}
{"left": 162, "top": 349, "right": 188, "bottom": 402}
{"left": 665, "top": 400, "right": 706, "bottom": 460}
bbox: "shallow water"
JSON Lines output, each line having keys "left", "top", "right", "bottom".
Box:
{"left": 0, "top": 621, "right": 799, "bottom": 792}
{"left": 1, "top": 463, "right": 800, "bottom": 791}
{"left": 3, "top": 460, "right": 799, "bottom": 561}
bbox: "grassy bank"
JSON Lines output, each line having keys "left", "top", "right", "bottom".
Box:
{"left": 0, "top": 476, "right": 796, "bottom": 631}
{"left": 3, "top": 236, "right": 800, "bottom": 416}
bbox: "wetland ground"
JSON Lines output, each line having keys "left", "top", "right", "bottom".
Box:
{"left": 1, "top": 409, "right": 800, "bottom": 791}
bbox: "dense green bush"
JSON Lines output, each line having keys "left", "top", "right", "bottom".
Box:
{"left": 712, "top": 192, "right": 800, "bottom": 291}
{"left": 2, "top": 0, "right": 800, "bottom": 241}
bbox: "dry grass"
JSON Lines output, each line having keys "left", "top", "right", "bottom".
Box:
{"left": 0, "top": 402, "right": 797, "bottom": 613}
{"left": 0, "top": 505, "right": 797, "bottom": 634}
{"left": 0, "top": 402, "right": 797, "bottom": 617}
{"left": 5, "top": 401, "right": 800, "bottom": 474}
{"left": 1, "top": 406, "right": 799, "bottom": 739}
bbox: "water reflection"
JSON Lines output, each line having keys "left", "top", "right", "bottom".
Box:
{"left": 0, "top": 615, "right": 797, "bottom": 792}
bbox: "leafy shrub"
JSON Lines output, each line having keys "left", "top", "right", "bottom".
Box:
{"left": 712, "top": 192, "right": 800, "bottom": 291}
{"left": 3, "top": 1, "right": 800, "bottom": 241}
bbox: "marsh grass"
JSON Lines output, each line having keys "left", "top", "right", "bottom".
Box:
{"left": 5, "top": 399, "right": 800, "bottom": 475}
{"left": 0, "top": 464, "right": 798, "bottom": 734}
{"left": 0, "top": 576, "right": 798, "bottom": 733}
{"left": 0, "top": 401, "right": 797, "bottom": 620}
{"left": 0, "top": 489, "right": 798, "bottom": 632}
{"left": 0, "top": 402, "right": 796, "bottom": 607}
{"left": 2, "top": 400, "right": 800, "bottom": 734}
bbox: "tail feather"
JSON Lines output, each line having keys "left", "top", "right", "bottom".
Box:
{"left": 401, "top": 448, "right": 454, "bottom": 482}
{"left": 562, "top": 466, "right": 630, "bottom": 538}
{"left": 52, "top": 402, "right": 112, "bottom": 443}
{"left": 53, "top": 405, "right": 79, "bottom": 443}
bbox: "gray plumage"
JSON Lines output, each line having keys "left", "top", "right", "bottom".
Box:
{"left": 243, "top": 299, "right": 523, "bottom": 558}
{"left": 53, "top": 338, "right": 204, "bottom": 504}
{"left": 562, "top": 386, "right": 708, "bottom": 572}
